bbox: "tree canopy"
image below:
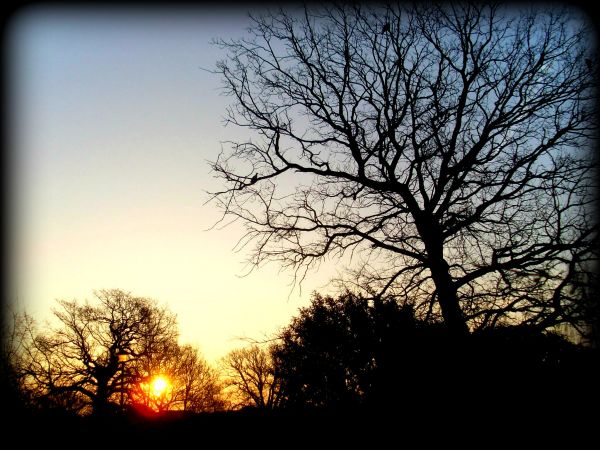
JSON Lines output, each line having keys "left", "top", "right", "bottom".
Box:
{"left": 271, "top": 292, "right": 420, "bottom": 408}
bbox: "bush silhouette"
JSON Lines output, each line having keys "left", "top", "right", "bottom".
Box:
{"left": 271, "top": 291, "right": 598, "bottom": 413}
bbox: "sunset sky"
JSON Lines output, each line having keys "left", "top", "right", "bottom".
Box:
{"left": 7, "top": 5, "right": 339, "bottom": 363}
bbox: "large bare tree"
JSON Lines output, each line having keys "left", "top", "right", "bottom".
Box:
{"left": 210, "top": 3, "right": 598, "bottom": 338}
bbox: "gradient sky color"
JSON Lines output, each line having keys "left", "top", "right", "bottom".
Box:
{"left": 7, "top": 5, "right": 339, "bottom": 363}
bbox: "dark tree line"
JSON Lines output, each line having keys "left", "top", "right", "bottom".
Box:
{"left": 3, "top": 289, "right": 597, "bottom": 432}
{"left": 267, "top": 291, "right": 598, "bottom": 411}
{"left": 217, "top": 289, "right": 597, "bottom": 415}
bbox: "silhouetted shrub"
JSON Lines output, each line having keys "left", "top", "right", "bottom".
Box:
{"left": 271, "top": 291, "right": 599, "bottom": 411}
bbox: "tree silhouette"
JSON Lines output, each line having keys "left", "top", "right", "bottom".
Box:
{"left": 172, "top": 344, "right": 225, "bottom": 413}
{"left": 270, "top": 291, "right": 428, "bottom": 409}
{"left": 221, "top": 344, "right": 281, "bottom": 409}
{"left": 17, "top": 289, "right": 178, "bottom": 415}
{"left": 273, "top": 292, "right": 432, "bottom": 409}
{"left": 210, "top": 3, "right": 598, "bottom": 338}
{"left": 271, "top": 292, "right": 365, "bottom": 409}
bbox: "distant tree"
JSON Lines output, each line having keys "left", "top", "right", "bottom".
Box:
{"left": 210, "top": 3, "right": 598, "bottom": 338}
{"left": 221, "top": 345, "right": 281, "bottom": 409}
{"left": 17, "top": 289, "right": 178, "bottom": 415}
{"left": 172, "top": 344, "right": 225, "bottom": 413}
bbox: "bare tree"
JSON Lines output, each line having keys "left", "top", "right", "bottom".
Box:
{"left": 222, "top": 345, "right": 281, "bottom": 409}
{"left": 210, "top": 3, "right": 598, "bottom": 338}
{"left": 18, "top": 289, "right": 178, "bottom": 415}
{"left": 172, "top": 344, "right": 224, "bottom": 413}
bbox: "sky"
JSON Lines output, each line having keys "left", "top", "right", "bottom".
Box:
{"left": 6, "top": 4, "right": 339, "bottom": 363}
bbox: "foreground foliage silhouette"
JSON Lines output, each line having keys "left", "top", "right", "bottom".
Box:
{"left": 2, "top": 290, "right": 598, "bottom": 445}
{"left": 271, "top": 291, "right": 599, "bottom": 412}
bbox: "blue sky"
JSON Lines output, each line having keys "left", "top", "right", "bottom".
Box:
{"left": 7, "top": 5, "right": 338, "bottom": 362}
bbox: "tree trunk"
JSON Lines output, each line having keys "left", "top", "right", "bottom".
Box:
{"left": 429, "top": 255, "right": 469, "bottom": 337}
{"left": 417, "top": 213, "right": 470, "bottom": 337}
{"left": 93, "top": 382, "right": 110, "bottom": 416}
{"left": 92, "top": 368, "right": 113, "bottom": 416}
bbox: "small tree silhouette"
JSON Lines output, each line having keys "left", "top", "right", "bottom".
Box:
{"left": 16, "top": 289, "right": 178, "bottom": 415}
{"left": 222, "top": 345, "right": 281, "bottom": 409}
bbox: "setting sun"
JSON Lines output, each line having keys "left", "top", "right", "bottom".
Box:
{"left": 150, "top": 375, "right": 171, "bottom": 398}
{"left": 130, "top": 374, "right": 175, "bottom": 414}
